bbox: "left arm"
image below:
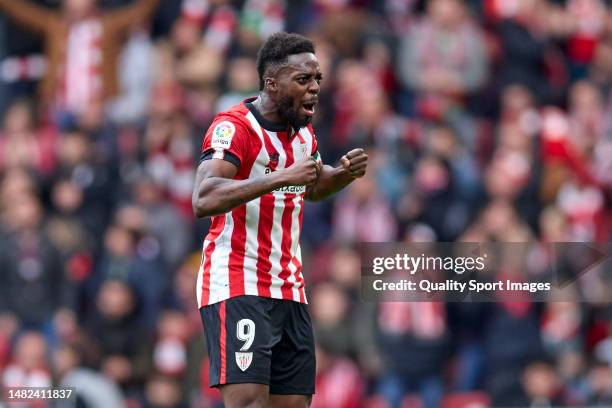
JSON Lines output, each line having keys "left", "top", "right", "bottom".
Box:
{"left": 305, "top": 148, "right": 368, "bottom": 201}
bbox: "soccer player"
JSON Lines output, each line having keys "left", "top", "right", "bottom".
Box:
{"left": 192, "top": 32, "right": 368, "bottom": 408}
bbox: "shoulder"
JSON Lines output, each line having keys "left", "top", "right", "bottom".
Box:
{"left": 202, "top": 102, "right": 261, "bottom": 156}
{"left": 211, "top": 101, "right": 253, "bottom": 132}
{"left": 221, "top": 99, "right": 252, "bottom": 121}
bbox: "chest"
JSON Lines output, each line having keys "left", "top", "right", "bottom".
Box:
{"left": 247, "top": 128, "right": 313, "bottom": 178}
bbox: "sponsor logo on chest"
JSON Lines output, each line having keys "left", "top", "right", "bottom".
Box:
{"left": 273, "top": 185, "right": 306, "bottom": 194}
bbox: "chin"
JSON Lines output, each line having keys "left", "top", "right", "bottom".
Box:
{"left": 279, "top": 104, "right": 311, "bottom": 129}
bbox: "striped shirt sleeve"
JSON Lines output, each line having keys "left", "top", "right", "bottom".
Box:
{"left": 200, "top": 116, "right": 249, "bottom": 168}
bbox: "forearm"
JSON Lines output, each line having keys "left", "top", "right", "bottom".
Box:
{"left": 305, "top": 165, "right": 354, "bottom": 202}
{"left": 193, "top": 173, "right": 286, "bottom": 218}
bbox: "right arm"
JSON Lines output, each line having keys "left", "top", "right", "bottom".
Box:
{"left": 192, "top": 157, "right": 320, "bottom": 218}
{"left": 0, "top": 0, "right": 56, "bottom": 33}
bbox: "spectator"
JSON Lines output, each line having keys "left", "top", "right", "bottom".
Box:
{"left": 0, "top": 0, "right": 610, "bottom": 406}
{"left": 0, "top": 98, "right": 56, "bottom": 175}
{"left": 482, "top": 300, "right": 545, "bottom": 406}
{"left": 46, "top": 177, "right": 97, "bottom": 297}
{"left": 54, "top": 343, "right": 125, "bottom": 408}
{"left": 520, "top": 360, "right": 565, "bottom": 406}
{"left": 0, "top": 175, "right": 72, "bottom": 332}
{"left": 376, "top": 302, "right": 450, "bottom": 408}
{"left": 83, "top": 279, "right": 152, "bottom": 396}
{"left": 332, "top": 170, "right": 397, "bottom": 243}
{"left": 0, "top": 0, "right": 159, "bottom": 118}
{"left": 398, "top": 0, "right": 488, "bottom": 129}
{"left": 143, "top": 89, "right": 197, "bottom": 219}
{"left": 215, "top": 56, "right": 259, "bottom": 113}
{"left": 144, "top": 374, "right": 188, "bottom": 408}
{"left": 53, "top": 129, "right": 118, "bottom": 239}
{"left": 586, "top": 361, "right": 612, "bottom": 405}
{"left": 2, "top": 331, "right": 52, "bottom": 388}
{"left": 310, "top": 282, "right": 353, "bottom": 357}
{"left": 541, "top": 301, "right": 583, "bottom": 356}
{"left": 132, "top": 175, "right": 192, "bottom": 270}
{"left": 496, "top": 0, "right": 567, "bottom": 105}
{"left": 589, "top": 39, "right": 612, "bottom": 94}
{"left": 152, "top": 310, "right": 190, "bottom": 378}
{"left": 565, "top": 0, "right": 607, "bottom": 79}
{"left": 91, "top": 207, "right": 166, "bottom": 327}
{"left": 311, "top": 343, "right": 364, "bottom": 408}
{"left": 108, "top": 26, "right": 156, "bottom": 125}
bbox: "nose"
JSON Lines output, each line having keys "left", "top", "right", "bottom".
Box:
{"left": 308, "top": 78, "right": 320, "bottom": 95}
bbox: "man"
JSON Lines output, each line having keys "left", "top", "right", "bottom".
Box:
{"left": 0, "top": 0, "right": 158, "bottom": 114}
{"left": 192, "top": 32, "right": 367, "bottom": 408}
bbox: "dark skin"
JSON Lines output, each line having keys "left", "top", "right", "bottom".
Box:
{"left": 192, "top": 52, "right": 367, "bottom": 407}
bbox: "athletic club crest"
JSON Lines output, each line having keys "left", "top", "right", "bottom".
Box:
{"left": 235, "top": 352, "right": 253, "bottom": 371}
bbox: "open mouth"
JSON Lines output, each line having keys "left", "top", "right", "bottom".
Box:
{"left": 301, "top": 101, "right": 317, "bottom": 116}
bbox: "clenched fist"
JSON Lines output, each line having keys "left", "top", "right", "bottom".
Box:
{"left": 279, "top": 156, "right": 321, "bottom": 186}
{"left": 340, "top": 148, "right": 368, "bottom": 179}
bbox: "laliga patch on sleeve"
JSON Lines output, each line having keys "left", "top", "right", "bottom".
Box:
{"left": 211, "top": 121, "right": 236, "bottom": 150}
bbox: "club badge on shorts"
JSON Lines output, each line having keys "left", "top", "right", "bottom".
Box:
{"left": 235, "top": 352, "right": 253, "bottom": 371}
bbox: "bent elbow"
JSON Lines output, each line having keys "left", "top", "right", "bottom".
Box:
{"left": 192, "top": 204, "right": 205, "bottom": 219}
{"left": 193, "top": 206, "right": 207, "bottom": 219}
{"left": 193, "top": 195, "right": 225, "bottom": 218}
{"left": 192, "top": 197, "right": 212, "bottom": 218}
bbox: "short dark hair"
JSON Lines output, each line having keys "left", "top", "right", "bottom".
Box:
{"left": 256, "top": 32, "right": 315, "bottom": 90}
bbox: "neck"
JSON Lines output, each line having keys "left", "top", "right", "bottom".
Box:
{"left": 252, "top": 93, "right": 284, "bottom": 126}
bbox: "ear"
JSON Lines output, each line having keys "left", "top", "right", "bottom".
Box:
{"left": 265, "top": 77, "right": 277, "bottom": 93}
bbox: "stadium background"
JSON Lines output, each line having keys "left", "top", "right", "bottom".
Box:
{"left": 0, "top": 0, "right": 611, "bottom": 406}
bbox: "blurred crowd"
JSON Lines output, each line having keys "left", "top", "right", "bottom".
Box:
{"left": 0, "top": 0, "right": 611, "bottom": 407}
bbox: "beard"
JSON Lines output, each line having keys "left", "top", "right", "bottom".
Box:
{"left": 277, "top": 95, "right": 311, "bottom": 130}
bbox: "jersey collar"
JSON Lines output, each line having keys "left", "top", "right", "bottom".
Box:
{"left": 244, "top": 98, "right": 290, "bottom": 133}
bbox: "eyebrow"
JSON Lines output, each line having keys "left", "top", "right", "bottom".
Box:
{"left": 292, "top": 71, "right": 323, "bottom": 79}
{"left": 273, "top": 63, "right": 322, "bottom": 81}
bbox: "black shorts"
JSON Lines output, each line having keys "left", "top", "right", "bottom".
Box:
{"left": 200, "top": 295, "right": 316, "bottom": 395}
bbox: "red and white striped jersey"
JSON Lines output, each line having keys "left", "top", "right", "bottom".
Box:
{"left": 196, "top": 98, "right": 320, "bottom": 307}
{"left": 59, "top": 18, "right": 103, "bottom": 114}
